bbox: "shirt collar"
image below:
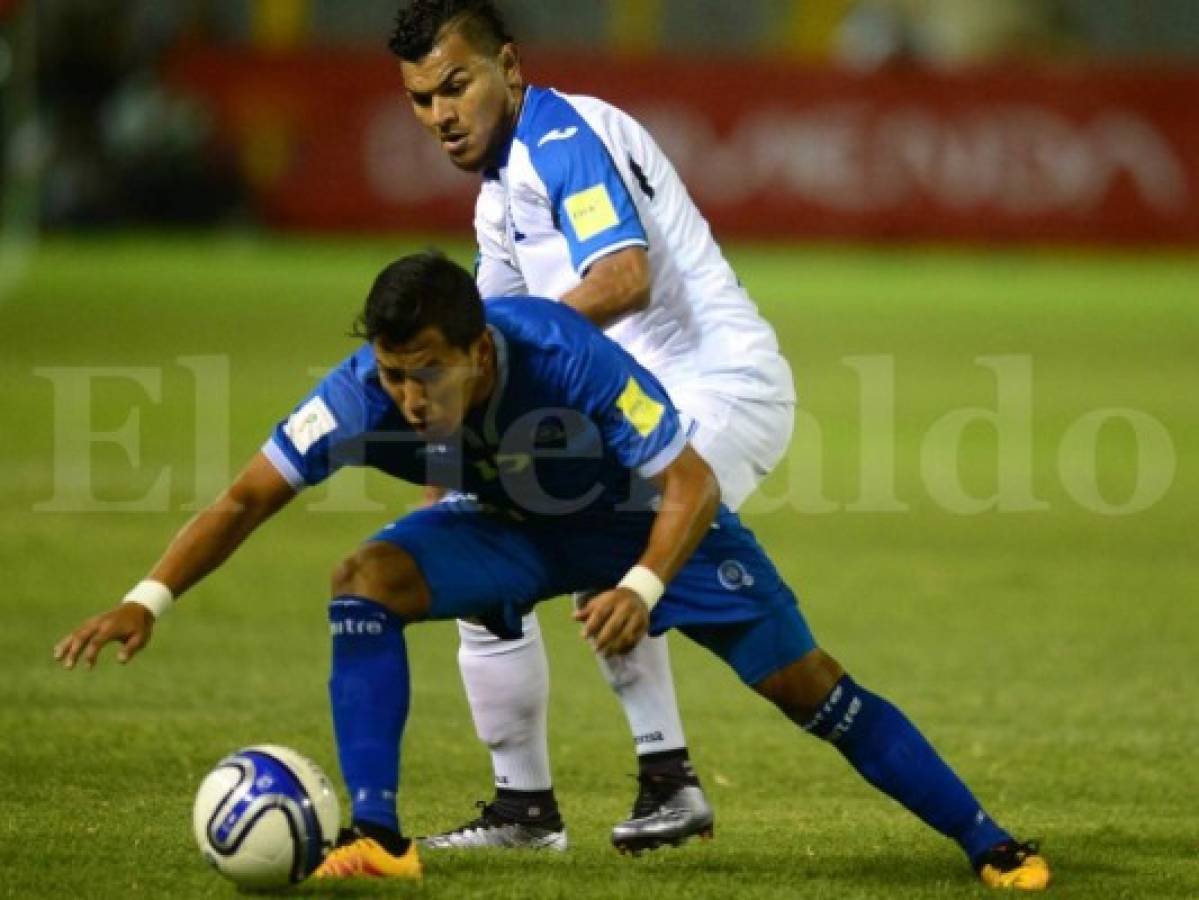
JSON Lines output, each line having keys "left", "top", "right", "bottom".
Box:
{"left": 483, "top": 85, "right": 540, "bottom": 181}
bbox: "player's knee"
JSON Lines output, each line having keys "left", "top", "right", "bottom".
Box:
{"left": 754, "top": 648, "right": 845, "bottom": 723}
{"left": 330, "top": 542, "right": 431, "bottom": 623}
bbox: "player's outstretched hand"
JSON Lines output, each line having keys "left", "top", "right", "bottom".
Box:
{"left": 53, "top": 603, "right": 155, "bottom": 670}
{"left": 574, "top": 587, "right": 649, "bottom": 656}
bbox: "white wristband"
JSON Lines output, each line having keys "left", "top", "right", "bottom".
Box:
{"left": 618, "top": 565, "right": 665, "bottom": 612}
{"left": 122, "top": 580, "right": 174, "bottom": 619}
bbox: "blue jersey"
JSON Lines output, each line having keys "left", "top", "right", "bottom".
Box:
{"left": 263, "top": 299, "right": 688, "bottom": 516}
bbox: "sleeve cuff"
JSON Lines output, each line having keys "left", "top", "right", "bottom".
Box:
{"left": 636, "top": 426, "right": 688, "bottom": 480}
{"left": 262, "top": 439, "right": 308, "bottom": 491}
{"left": 576, "top": 238, "right": 649, "bottom": 277}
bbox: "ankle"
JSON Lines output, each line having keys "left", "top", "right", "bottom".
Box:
{"left": 352, "top": 819, "right": 410, "bottom": 856}
{"left": 637, "top": 748, "right": 699, "bottom": 784}
{"left": 494, "top": 787, "right": 561, "bottom": 824}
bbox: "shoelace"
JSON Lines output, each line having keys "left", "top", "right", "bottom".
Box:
{"left": 319, "top": 837, "right": 373, "bottom": 876}
{"left": 980, "top": 840, "right": 1041, "bottom": 872}
{"left": 449, "top": 799, "right": 510, "bottom": 833}
{"left": 629, "top": 773, "right": 690, "bottom": 818}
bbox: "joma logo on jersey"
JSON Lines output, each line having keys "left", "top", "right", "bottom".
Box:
{"left": 538, "top": 126, "right": 578, "bottom": 147}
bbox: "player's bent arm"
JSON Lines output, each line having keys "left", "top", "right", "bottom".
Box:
{"left": 575, "top": 445, "right": 720, "bottom": 655}
{"left": 560, "top": 246, "right": 651, "bottom": 328}
{"left": 53, "top": 452, "right": 297, "bottom": 670}
{"left": 145, "top": 452, "right": 298, "bottom": 597}
{"left": 637, "top": 444, "right": 721, "bottom": 587}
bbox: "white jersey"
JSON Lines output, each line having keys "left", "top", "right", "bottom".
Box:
{"left": 474, "top": 85, "right": 795, "bottom": 405}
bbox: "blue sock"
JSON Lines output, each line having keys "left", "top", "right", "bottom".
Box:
{"left": 328, "top": 596, "right": 409, "bottom": 834}
{"left": 805, "top": 674, "right": 1011, "bottom": 864}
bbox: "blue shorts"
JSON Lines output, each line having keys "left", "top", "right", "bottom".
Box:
{"left": 369, "top": 499, "right": 817, "bottom": 686}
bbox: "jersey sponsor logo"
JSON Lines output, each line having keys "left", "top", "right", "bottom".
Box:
{"left": 329, "top": 618, "right": 384, "bottom": 637}
{"left": 284, "top": 396, "right": 338, "bottom": 455}
{"left": 717, "top": 559, "right": 755, "bottom": 591}
{"left": 616, "top": 376, "right": 665, "bottom": 437}
{"left": 564, "top": 183, "right": 621, "bottom": 242}
{"left": 537, "top": 125, "right": 578, "bottom": 147}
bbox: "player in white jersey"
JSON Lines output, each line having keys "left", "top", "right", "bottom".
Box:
{"left": 391, "top": 0, "right": 796, "bottom": 853}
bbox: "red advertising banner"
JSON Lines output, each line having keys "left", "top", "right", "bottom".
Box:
{"left": 169, "top": 47, "right": 1199, "bottom": 243}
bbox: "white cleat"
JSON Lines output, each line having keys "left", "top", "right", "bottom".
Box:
{"left": 611, "top": 777, "right": 714, "bottom": 854}
{"left": 419, "top": 801, "right": 568, "bottom": 851}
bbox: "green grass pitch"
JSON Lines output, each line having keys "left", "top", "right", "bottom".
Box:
{"left": 1, "top": 236, "right": 1196, "bottom": 898}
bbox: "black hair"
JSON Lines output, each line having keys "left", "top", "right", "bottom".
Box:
{"left": 353, "top": 251, "right": 485, "bottom": 350}
{"left": 389, "top": 0, "right": 514, "bottom": 62}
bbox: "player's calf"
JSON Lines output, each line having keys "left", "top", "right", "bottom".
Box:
{"left": 752, "top": 647, "right": 844, "bottom": 723}
{"left": 756, "top": 649, "right": 1049, "bottom": 889}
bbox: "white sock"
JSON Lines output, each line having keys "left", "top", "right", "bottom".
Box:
{"left": 457, "top": 613, "right": 552, "bottom": 792}
{"left": 594, "top": 630, "right": 688, "bottom": 755}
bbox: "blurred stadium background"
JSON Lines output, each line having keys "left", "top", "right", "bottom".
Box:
{"left": 2, "top": 2, "right": 1197, "bottom": 897}
{"left": 6, "top": 0, "right": 1199, "bottom": 239}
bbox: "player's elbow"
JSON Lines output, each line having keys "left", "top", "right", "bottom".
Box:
{"left": 664, "top": 445, "right": 721, "bottom": 526}
{"left": 696, "top": 458, "right": 721, "bottom": 522}
{"left": 218, "top": 453, "right": 297, "bottom": 527}
{"left": 625, "top": 282, "right": 651, "bottom": 314}
{"left": 587, "top": 246, "right": 652, "bottom": 317}
{"left": 621, "top": 252, "right": 652, "bottom": 313}
{"left": 686, "top": 449, "right": 722, "bottom": 527}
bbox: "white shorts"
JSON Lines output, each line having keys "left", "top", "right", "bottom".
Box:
{"left": 670, "top": 384, "right": 796, "bottom": 512}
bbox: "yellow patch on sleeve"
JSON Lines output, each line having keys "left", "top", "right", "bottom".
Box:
{"left": 616, "top": 377, "right": 665, "bottom": 437}
{"left": 564, "top": 184, "right": 620, "bottom": 242}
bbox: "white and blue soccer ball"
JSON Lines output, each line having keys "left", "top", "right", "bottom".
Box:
{"left": 192, "top": 745, "right": 340, "bottom": 889}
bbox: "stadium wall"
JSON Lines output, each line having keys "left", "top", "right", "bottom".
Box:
{"left": 168, "top": 47, "right": 1199, "bottom": 244}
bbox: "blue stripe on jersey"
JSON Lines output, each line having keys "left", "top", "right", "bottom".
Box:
{"left": 517, "top": 87, "right": 647, "bottom": 274}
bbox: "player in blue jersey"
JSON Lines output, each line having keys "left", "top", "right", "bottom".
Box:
{"left": 391, "top": 0, "right": 799, "bottom": 851}
{"left": 54, "top": 253, "right": 1049, "bottom": 890}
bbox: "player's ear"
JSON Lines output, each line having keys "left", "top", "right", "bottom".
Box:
{"left": 499, "top": 43, "right": 522, "bottom": 90}
{"left": 474, "top": 329, "right": 495, "bottom": 373}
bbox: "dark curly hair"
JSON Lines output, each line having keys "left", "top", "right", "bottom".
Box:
{"left": 353, "top": 251, "right": 485, "bottom": 350}
{"left": 389, "top": 0, "right": 514, "bottom": 62}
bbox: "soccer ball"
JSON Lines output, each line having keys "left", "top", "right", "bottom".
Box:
{"left": 192, "top": 745, "right": 340, "bottom": 889}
